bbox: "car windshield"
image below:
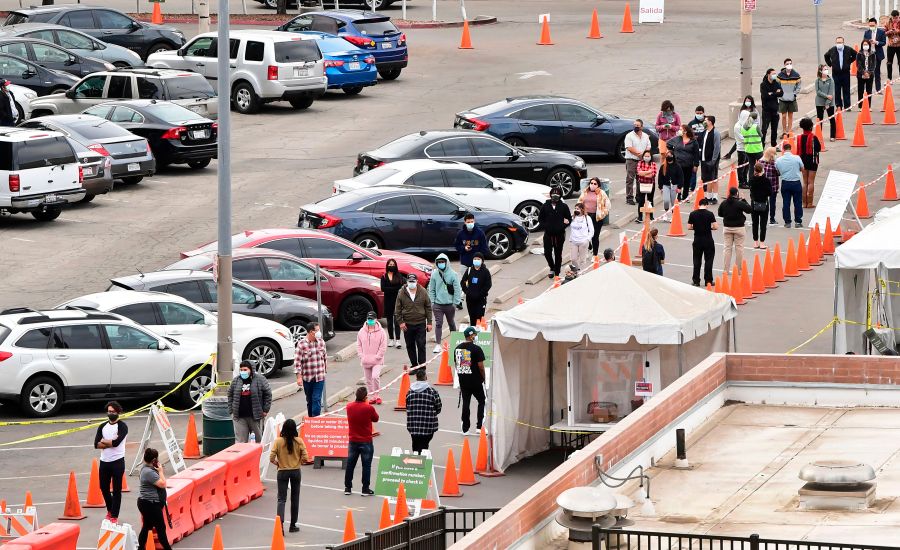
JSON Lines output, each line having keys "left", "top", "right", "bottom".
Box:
{"left": 5, "top": 12, "right": 54, "bottom": 25}
{"left": 274, "top": 40, "right": 321, "bottom": 63}
{"left": 15, "top": 137, "right": 77, "bottom": 170}
{"left": 370, "top": 134, "right": 426, "bottom": 157}
{"left": 352, "top": 168, "right": 399, "bottom": 185}
{"left": 144, "top": 102, "right": 207, "bottom": 124}
{"left": 354, "top": 18, "right": 400, "bottom": 36}
{"left": 68, "top": 119, "right": 132, "bottom": 140}
{"left": 162, "top": 75, "right": 216, "bottom": 99}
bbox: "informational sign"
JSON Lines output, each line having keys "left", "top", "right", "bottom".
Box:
{"left": 634, "top": 380, "right": 654, "bottom": 397}
{"left": 374, "top": 454, "right": 433, "bottom": 500}
{"left": 813, "top": 0, "right": 822, "bottom": 5}
{"left": 300, "top": 416, "right": 349, "bottom": 458}
{"left": 449, "top": 327, "right": 492, "bottom": 390}
{"left": 153, "top": 403, "right": 186, "bottom": 472}
{"left": 808, "top": 170, "right": 859, "bottom": 231}
{"left": 743, "top": 0, "right": 756, "bottom": 11}
{"left": 638, "top": 0, "right": 665, "bottom": 23}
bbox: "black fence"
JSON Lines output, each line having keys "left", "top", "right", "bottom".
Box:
{"left": 327, "top": 507, "right": 498, "bottom": 550}
{"left": 593, "top": 527, "right": 900, "bottom": 550}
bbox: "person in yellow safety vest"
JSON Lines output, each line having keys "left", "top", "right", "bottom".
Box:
{"left": 741, "top": 111, "right": 764, "bottom": 183}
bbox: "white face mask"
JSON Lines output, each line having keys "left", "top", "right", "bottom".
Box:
{"left": 315, "top": 331, "right": 322, "bottom": 340}
{"left": 836, "top": 43, "right": 844, "bottom": 49}
{"left": 785, "top": 64, "right": 793, "bottom": 71}
{"left": 642, "top": 156, "right": 651, "bottom": 162}
{"left": 744, "top": 101, "right": 752, "bottom": 107}
{"left": 822, "top": 69, "right": 830, "bottom": 76}
{"left": 863, "top": 45, "right": 870, "bottom": 51}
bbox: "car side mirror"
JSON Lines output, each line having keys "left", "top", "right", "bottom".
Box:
{"left": 177, "top": 48, "right": 186, "bottom": 56}
{"left": 492, "top": 182, "right": 502, "bottom": 190}
{"left": 130, "top": 21, "right": 142, "bottom": 32}
{"left": 65, "top": 56, "right": 76, "bottom": 66}
{"left": 594, "top": 115, "right": 607, "bottom": 126}
{"left": 65, "top": 88, "right": 76, "bottom": 98}
{"left": 351, "top": 252, "right": 365, "bottom": 261}
{"left": 254, "top": 294, "right": 264, "bottom": 305}
{"left": 455, "top": 208, "right": 467, "bottom": 218}
{"left": 152, "top": 339, "right": 169, "bottom": 350}
{"left": 22, "top": 69, "right": 36, "bottom": 79}
{"left": 507, "top": 150, "right": 520, "bottom": 160}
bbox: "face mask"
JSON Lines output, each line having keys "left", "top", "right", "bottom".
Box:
{"left": 315, "top": 331, "right": 322, "bottom": 340}
{"left": 695, "top": 114, "right": 704, "bottom": 121}
{"left": 785, "top": 64, "right": 793, "bottom": 71}
{"left": 870, "top": 26, "right": 877, "bottom": 31}
{"left": 574, "top": 210, "right": 582, "bottom": 216}
{"left": 387, "top": 264, "right": 397, "bottom": 272}
{"left": 633, "top": 126, "right": 642, "bottom": 132}
{"left": 407, "top": 281, "right": 417, "bottom": 290}
{"left": 822, "top": 69, "right": 830, "bottom": 76}
{"left": 240, "top": 371, "right": 250, "bottom": 380}
{"left": 744, "top": 100, "right": 752, "bottom": 107}
{"left": 465, "top": 222, "right": 474, "bottom": 230}
{"left": 436, "top": 261, "right": 446, "bottom": 270}
{"left": 366, "top": 319, "right": 376, "bottom": 327}
{"left": 676, "top": 129, "right": 683, "bottom": 137}
{"left": 473, "top": 259, "right": 482, "bottom": 268}
{"left": 589, "top": 183, "right": 598, "bottom": 190}
{"left": 768, "top": 73, "right": 775, "bottom": 81}
{"left": 642, "top": 156, "right": 651, "bottom": 162}
{"left": 108, "top": 413, "right": 119, "bottom": 422}
{"left": 863, "top": 45, "right": 870, "bottom": 51}
{"left": 551, "top": 195, "right": 560, "bottom": 202}
{"left": 666, "top": 155, "right": 675, "bottom": 163}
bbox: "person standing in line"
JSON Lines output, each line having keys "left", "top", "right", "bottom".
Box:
{"left": 824, "top": 37, "right": 857, "bottom": 111}
{"left": 294, "top": 324, "right": 326, "bottom": 418}
{"left": 344, "top": 387, "right": 378, "bottom": 496}
{"left": 396, "top": 274, "right": 432, "bottom": 368}
{"left": 454, "top": 213, "right": 488, "bottom": 268}
{"left": 654, "top": 100, "right": 681, "bottom": 142}
{"left": 568, "top": 202, "right": 595, "bottom": 270}
{"left": 730, "top": 110, "right": 748, "bottom": 188}
{"left": 657, "top": 151, "right": 683, "bottom": 219}
{"left": 578, "top": 177, "right": 610, "bottom": 255}
{"left": 864, "top": 17, "right": 887, "bottom": 92}
{"left": 380, "top": 259, "right": 403, "bottom": 349}
{"left": 357, "top": 311, "right": 387, "bottom": 405}
{"left": 724, "top": 95, "right": 758, "bottom": 160}
{"left": 689, "top": 107, "right": 706, "bottom": 193}
{"left": 641, "top": 228, "right": 665, "bottom": 276}
{"left": 886, "top": 11, "right": 900, "bottom": 82}
{"left": 137, "top": 448, "right": 173, "bottom": 550}
{"left": 0, "top": 80, "right": 17, "bottom": 126}
{"left": 269, "top": 418, "right": 308, "bottom": 534}
{"left": 857, "top": 39, "right": 877, "bottom": 108}
{"left": 815, "top": 64, "right": 836, "bottom": 142}
{"left": 427, "top": 253, "right": 462, "bottom": 354}
{"left": 796, "top": 117, "right": 822, "bottom": 209}
{"left": 718, "top": 187, "right": 752, "bottom": 275}
{"left": 623, "top": 119, "right": 651, "bottom": 205}
{"left": 687, "top": 198, "right": 719, "bottom": 287}
{"left": 229, "top": 360, "right": 272, "bottom": 442}
{"left": 777, "top": 59, "right": 802, "bottom": 134}
{"left": 405, "top": 368, "right": 442, "bottom": 454}
{"left": 742, "top": 111, "right": 764, "bottom": 185}
{"left": 761, "top": 147, "right": 781, "bottom": 226}
{"left": 94, "top": 401, "right": 128, "bottom": 524}
{"left": 603, "top": 248, "right": 616, "bottom": 263}
{"left": 454, "top": 326, "right": 486, "bottom": 435}
{"left": 461, "top": 252, "right": 491, "bottom": 325}
{"left": 538, "top": 186, "right": 572, "bottom": 278}
{"left": 759, "top": 69, "right": 784, "bottom": 147}
{"left": 700, "top": 115, "right": 722, "bottom": 200}
{"left": 748, "top": 163, "right": 773, "bottom": 249}
{"left": 635, "top": 151, "right": 658, "bottom": 221}
{"left": 666, "top": 124, "right": 700, "bottom": 202}
{"left": 775, "top": 143, "right": 805, "bottom": 228}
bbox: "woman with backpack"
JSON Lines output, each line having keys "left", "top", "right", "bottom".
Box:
{"left": 641, "top": 228, "right": 665, "bottom": 276}
{"left": 269, "top": 418, "right": 309, "bottom": 534}
{"left": 137, "top": 448, "right": 173, "bottom": 550}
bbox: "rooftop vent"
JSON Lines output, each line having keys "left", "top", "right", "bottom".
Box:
{"left": 798, "top": 460, "right": 876, "bottom": 511}
{"left": 556, "top": 487, "right": 634, "bottom": 548}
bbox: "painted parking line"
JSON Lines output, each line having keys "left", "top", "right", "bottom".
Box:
{"left": 230, "top": 512, "right": 344, "bottom": 533}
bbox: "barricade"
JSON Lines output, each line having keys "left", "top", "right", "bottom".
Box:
{"left": 171, "top": 461, "right": 228, "bottom": 530}
{"left": 4, "top": 522, "right": 79, "bottom": 550}
{"left": 163, "top": 477, "right": 195, "bottom": 543}
{"left": 96, "top": 519, "right": 137, "bottom": 550}
{"left": 2, "top": 506, "right": 38, "bottom": 539}
{"left": 205, "top": 443, "right": 265, "bottom": 512}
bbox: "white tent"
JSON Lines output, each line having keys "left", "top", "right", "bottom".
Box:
{"left": 833, "top": 205, "right": 900, "bottom": 354}
{"left": 489, "top": 262, "right": 737, "bottom": 471}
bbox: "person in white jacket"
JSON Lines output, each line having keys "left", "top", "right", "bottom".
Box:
{"left": 356, "top": 311, "right": 387, "bottom": 404}
{"left": 568, "top": 202, "right": 595, "bottom": 271}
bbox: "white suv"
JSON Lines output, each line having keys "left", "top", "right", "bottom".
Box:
{"left": 0, "top": 128, "right": 85, "bottom": 222}
{"left": 147, "top": 30, "right": 326, "bottom": 114}
{"left": 57, "top": 291, "right": 295, "bottom": 377}
{"left": 0, "top": 308, "right": 216, "bottom": 417}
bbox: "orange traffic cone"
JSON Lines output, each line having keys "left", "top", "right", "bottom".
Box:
{"left": 727, "top": 167, "right": 738, "bottom": 191}
{"left": 637, "top": 223, "right": 648, "bottom": 253}
{"left": 860, "top": 92, "right": 874, "bottom": 124}
{"left": 883, "top": 87, "right": 897, "bottom": 125}
{"left": 379, "top": 498, "right": 393, "bottom": 528}
{"left": 784, "top": 240, "right": 800, "bottom": 277}
{"left": 693, "top": 185, "right": 705, "bottom": 210}
{"left": 271, "top": 516, "right": 286, "bottom": 550}
{"left": 394, "top": 483, "right": 409, "bottom": 525}
{"left": 620, "top": 3, "right": 635, "bottom": 33}
{"left": 835, "top": 108, "right": 847, "bottom": 140}
{"left": 851, "top": 114, "right": 867, "bottom": 146}
{"left": 667, "top": 203, "right": 686, "bottom": 236}
{"left": 145, "top": 531, "right": 156, "bottom": 550}
{"left": 851, "top": 46, "right": 858, "bottom": 76}
{"left": 856, "top": 185, "right": 871, "bottom": 218}
{"left": 705, "top": 282, "right": 712, "bottom": 292}
{"left": 394, "top": 372, "right": 410, "bottom": 411}
{"left": 342, "top": 510, "right": 357, "bottom": 542}
{"left": 719, "top": 271, "right": 730, "bottom": 297}
{"left": 729, "top": 269, "right": 744, "bottom": 305}
{"left": 751, "top": 254, "right": 767, "bottom": 294}
{"left": 84, "top": 458, "right": 105, "bottom": 507}
{"left": 823, "top": 218, "right": 836, "bottom": 254}
{"left": 212, "top": 525, "right": 224, "bottom": 550}
{"left": 713, "top": 275, "right": 721, "bottom": 293}
{"left": 151, "top": 1, "right": 163, "bottom": 25}
{"left": 796, "top": 234, "right": 811, "bottom": 271}
{"left": 440, "top": 450, "right": 463, "bottom": 497}
{"left": 740, "top": 260, "right": 754, "bottom": 300}
{"left": 619, "top": 240, "right": 632, "bottom": 266}
{"left": 183, "top": 412, "right": 200, "bottom": 459}
{"left": 23, "top": 490, "right": 35, "bottom": 527}
{"left": 459, "top": 20, "right": 473, "bottom": 49}
{"left": 592, "top": 255, "right": 600, "bottom": 269}
{"left": 815, "top": 121, "right": 827, "bottom": 151}
{"left": 121, "top": 472, "right": 130, "bottom": 493}
{"left": 458, "top": 438, "right": 480, "bottom": 486}
{"left": 808, "top": 225, "right": 823, "bottom": 265}
{"left": 833, "top": 221, "right": 843, "bottom": 240}
{"left": 58, "top": 471, "right": 86, "bottom": 520}
{"left": 884, "top": 165, "right": 898, "bottom": 201}
{"left": 587, "top": 8, "right": 603, "bottom": 39}
{"left": 537, "top": 15, "right": 553, "bottom": 45}
{"left": 763, "top": 248, "right": 777, "bottom": 288}
{"left": 436, "top": 343, "right": 453, "bottom": 385}
{"left": 773, "top": 242, "right": 786, "bottom": 281}
{"left": 475, "top": 426, "right": 490, "bottom": 473}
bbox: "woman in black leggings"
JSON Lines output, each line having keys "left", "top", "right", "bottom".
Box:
{"left": 380, "top": 259, "right": 403, "bottom": 349}
{"left": 137, "top": 448, "right": 172, "bottom": 550}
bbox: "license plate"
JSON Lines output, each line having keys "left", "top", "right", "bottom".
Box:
{"left": 381, "top": 42, "right": 393, "bottom": 49}
{"left": 348, "top": 62, "right": 361, "bottom": 70}
{"left": 188, "top": 105, "right": 203, "bottom": 114}
{"left": 294, "top": 67, "right": 309, "bottom": 77}
{"left": 127, "top": 163, "right": 140, "bottom": 172}
{"left": 44, "top": 193, "right": 57, "bottom": 203}
{"left": 83, "top": 166, "right": 95, "bottom": 177}
{"left": 191, "top": 130, "right": 209, "bottom": 139}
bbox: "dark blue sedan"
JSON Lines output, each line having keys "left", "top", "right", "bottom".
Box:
{"left": 297, "top": 186, "right": 529, "bottom": 260}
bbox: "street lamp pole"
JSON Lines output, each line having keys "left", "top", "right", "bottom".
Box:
{"left": 215, "top": 0, "right": 233, "bottom": 391}
{"left": 740, "top": 0, "right": 753, "bottom": 99}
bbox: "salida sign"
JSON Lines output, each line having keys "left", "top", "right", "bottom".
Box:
{"left": 300, "top": 416, "right": 349, "bottom": 458}
{"left": 639, "top": 0, "right": 664, "bottom": 23}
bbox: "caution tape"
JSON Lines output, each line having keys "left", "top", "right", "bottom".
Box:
{"left": 785, "top": 317, "right": 900, "bottom": 355}
{"left": 485, "top": 410, "right": 599, "bottom": 435}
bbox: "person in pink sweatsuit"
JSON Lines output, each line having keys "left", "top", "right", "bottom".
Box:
{"left": 357, "top": 311, "right": 387, "bottom": 404}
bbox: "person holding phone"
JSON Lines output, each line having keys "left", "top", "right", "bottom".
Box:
{"left": 137, "top": 448, "right": 172, "bottom": 550}
{"left": 94, "top": 401, "right": 128, "bottom": 524}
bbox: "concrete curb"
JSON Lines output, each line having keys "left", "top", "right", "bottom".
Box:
{"left": 493, "top": 285, "right": 523, "bottom": 304}
{"left": 503, "top": 250, "right": 528, "bottom": 264}
{"left": 489, "top": 263, "right": 503, "bottom": 276}
{"left": 332, "top": 340, "right": 358, "bottom": 363}
{"left": 272, "top": 382, "right": 299, "bottom": 401}
{"left": 128, "top": 13, "right": 498, "bottom": 28}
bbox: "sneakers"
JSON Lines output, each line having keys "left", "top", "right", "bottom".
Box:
{"left": 368, "top": 398, "right": 377, "bottom": 404}
{"left": 768, "top": 219, "right": 778, "bottom": 226}
{"left": 388, "top": 338, "right": 395, "bottom": 347}
{"left": 395, "top": 340, "right": 402, "bottom": 349}
{"left": 433, "top": 344, "right": 442, "bottom": 354}
{"left": 784, "top": 222, "right": 792, "bottom": 228}
{"left": 344, "top": 487, "right": 351, "bottom": 495}
{"left": 375, "top": 397, "right": 382, "bottom": 405}
{"left": 361, "top": 489, "right": 374, "bottom": 496}
{"left": 795, "top": 222, "right": 803, "bottom": 228}
{"left": 289, "top": 525, "right": 300, "bottom": 533}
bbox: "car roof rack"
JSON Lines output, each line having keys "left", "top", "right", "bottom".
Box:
{"left": 63, "top": 305, "right": 100, "bottom": 312}
{"left": 1, "top": 307, "right": 41, "bottom": 315}
{"left": 17, "top": 312, "right": 119, "bottom": 325}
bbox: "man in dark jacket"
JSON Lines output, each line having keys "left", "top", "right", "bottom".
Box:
{"left": 396, "top": 274, "right": 433, "bottom": 368}
{"left": 454, "top": 213, "right": 488, "bottom": 267}
{"left": 824, "top": 37, "right": 857, "bottom": 111}
{"left": 0, "top": 81, "right": 17, "bottom": 127}
{"left": 227, "top": 360, "right": 272, "bottom": 443}
{"left": 461, "top": 251, "right": 491, "bottom": 326}
{"left": 405, "top": 369, "right": 442, "bottom": 454}
{"left": 537, "top": 186, "right": 571, "bottom": 278}
{"left": 454, "top": 326, "right": 486, "bottom": 434}
{"left": 759, "top": 69, "right": 784, "bottom": 147}
{"left": 717, "top": 187, "right": 753, "bottom": 275}
{"left": 864, "top": 17, "right": 887, "bottom": 91}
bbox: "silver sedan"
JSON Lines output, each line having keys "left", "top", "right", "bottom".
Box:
{"left": 0, "top": 23, "right": 144, "bottom": 68}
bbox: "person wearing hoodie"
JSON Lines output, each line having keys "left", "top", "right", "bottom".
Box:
{"left": 405, "top": 368, "right": 442, "bottom": 454}
{"left": 454, "top": 326, "right": 486, "bottom": 435}
{"left": 461, "top": 251, "right": 491, "bottom": 326}
{"left": 777, "top": 59, "right": 802, "bottom": 136}
{"left": 357, "top": 311, "right": 387, "bottom": 405}
{"left": 731, "top": 111, "right": 749, "bottom": 190}
{"left": 759, "top": 69, "right": 784, "bottom": 147}
{"left": 427, "top": 253, "right": 462, "bottom": 354}
{"left": 568, "top": 202, "right": 595, "bottom": 270}
{"left": 454, "top": 213, "right": 488, "bottom": 268}
{"left": 538, "top": 186, "right": 572, "bottom": 278}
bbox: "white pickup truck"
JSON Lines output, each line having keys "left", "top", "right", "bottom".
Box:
{"left": 0, "top": 128, "right": 85, "bottom": 221}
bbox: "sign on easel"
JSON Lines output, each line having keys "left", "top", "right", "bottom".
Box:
{"left": 130, "top": 402, "right": 186, "bottom": 475}
{"left": 259, "top": 412, "right": 286, "bottom": 479}
{"left": 301, "top": 416, "right": 349, "bottom": 469}
{"left": 809, "top": 170, "right": 861, "bottom": 232}
{"left": 375, "top": 448, "right": 439, "bottom": 518}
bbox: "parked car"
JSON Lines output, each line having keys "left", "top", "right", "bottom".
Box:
{"left": 0, "top": 51, "right": 78, "bottom": 96}
{"left": 147, "top": 30, "right": 326, "bottom": 115}
{"left": 28, "top": 68, "right": 218, "bottom": 119}
{"left": 334, "top": 159, "right": 549, "bottom": 231}
{"left": 295, "top": 32, "right": 376, "bottom": 95}
{"left": 0, "top": 37, "right": 113, "bottom": 77}
{"left": 164, "top": 248, "right": 384, "bottom": 330}
{"left": 277, "top": 10, "right": 407, "bottom": 80}
{"left": 298, "top": 186, "right": 529, "bottom": 259}
{"left": 355, "top": 130, "right": 588, "bottom": 197}
{"left": 0, "top": 307, "right": 215, "bottom": 417}
{"left": 454, "top": 95, "right": 660, "bottom": 161}
{"left": 21, "top": 114, "right": 155, "bottom": 184}
{"left": 106, "top": 269, "right": 336, "bottom": 342}
{"left": 180, "top": 228, "right": 434, "bottom": 284}
{"left": 2, "top": 6, "right": 186, "bottom": 60}
{"left": 0, "top": 23, "right": 144, "bottom": 68}
{"left": 83, "top": 100, "right": 217, "bottom": 169}
{"left": 0, "top": 127, "right": 85, "bottom": 221}
{"left": 57, "top": 291, "right": 296, "bottom": 377}
{"left": 262, "top": 0, "right": 396, "bottom": 10}
{"left": 66, "top": 138, "right": 113, "bottom": 202}
{"left": 7, "top": 83, "right": 36, "bottom": 120}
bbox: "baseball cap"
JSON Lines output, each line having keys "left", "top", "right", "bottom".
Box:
{"left": 463, "top": 326, "right": 478, "bottom": 338}
{"left": 366, "top": 311, "right": 377, "bottom": 320}
{"left": 407, "top": 274, "right": 417, "bottom": 282}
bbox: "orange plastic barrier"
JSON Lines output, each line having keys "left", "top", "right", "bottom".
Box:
{"left": 4, "top": 523, "right": 79, "bottom": 550}
{"left": 205, "top": 443, "right": 265, "bottom": 512}
{"left": 163, "top": 477, "right": 195, "bottom": 543}
{"left": 171, "top": 461, "right": 228, "bottom": 530}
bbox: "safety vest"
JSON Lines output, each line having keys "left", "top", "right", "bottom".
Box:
{"left": 742, "top": 124, "right": 763, "bottom": 154}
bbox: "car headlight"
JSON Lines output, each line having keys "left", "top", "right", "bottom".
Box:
{"left": 275, "top": 330, "right": 291, "bottom": 341}
{"left": 574, "top": 159, "right": 586, "bottom": 169}
{"left": 410, "top": 262, "right": 432, "bottom": 273}
{"left": 23, "top": 92, "right": 36, "bottom": 100}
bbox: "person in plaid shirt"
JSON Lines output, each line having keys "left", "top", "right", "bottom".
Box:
{"left": 294, "top": 321, "right": 327, "bottom": 417}
{"left": 405, "top": 369, "right": 442, "bottom": 454}
{"left": 760, "top": 147, "right": 780, "bottom": 226}
{"left": 635, "top": 151, "right": 657, "bottom": 223}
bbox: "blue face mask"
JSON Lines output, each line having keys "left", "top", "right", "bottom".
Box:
{"left": 473, "top": 259, "right": 483, "bottom": 268}
{"left": 240, "top": 371, "right": 250, "bottom": 380}
{"left": 465, "top": 222, "right": 474, "bottom": 230}
{"left": 366, "top": 319, "right": 376, "bottom": 326}
{"left": 407, "top": 281, "right": 417, "bottom": 289}
{"left": 437, "top": 262, "right": 447, "bottom": 270}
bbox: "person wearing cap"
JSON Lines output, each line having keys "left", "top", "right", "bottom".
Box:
{"left": 460, "top": 251, "right": 492, "bottom": 326}
{"left": 427, "top": 253, "right": 462, "bottom": 354}
{"left": 454, "top": 326, "right": 486, "bottom": 435}
{"left": 395, "top": 273, "right": 432, "bottom": 369}
{"left": 405, "top": 368, "right": 442, "bottom": 454}
{"left": 0, "top": 81, "right": 17, "bottom": 127}
{"left": 538, "top": 186, "right": 572, "bottom": 279}
{"left": 356, "top": 311, "right": 387, "bottom": 405}
{"left": 687, "top": 198, "right": 718, "bottom": 287}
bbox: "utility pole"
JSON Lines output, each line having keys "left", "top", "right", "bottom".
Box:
{"left": 215, "top": 0, "right": 233, "bottom": 392}
{"left": 815, "top": 1, "right": 822, "bottom": 68}
{"left": 199, "top": 0, "right": 209, "bottom": 33}
{"left": 740, "top": 0, "right": 754, "bottom": 99}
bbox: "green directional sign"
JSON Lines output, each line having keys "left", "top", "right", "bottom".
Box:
{"left": 449, "top": 329, "right": 493, "bottom": 372}
{"left": 374, "top": 454, "right": 433, "bottom": 500}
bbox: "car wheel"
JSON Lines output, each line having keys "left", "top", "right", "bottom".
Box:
{"left": 79, "top": 193, "right": 96, "bottom": 203}
{"left": 514, "top": 201, "right": 542, "bottom": 232}
{"left": 14, "top": 102, "right": 24, "bottom": 121}
{"left": 289, "top": 97, "right": 314, "bottom": 110}
{"left": 339, "top": 294, "right": 374, "bottom": 330}
{"left": 232, "top": 82, "right": 261, "bottom": 114}
{"left": 31, "top": 206, "right": 61, "bottom": 222}
{"left": 504, "top": 137, "right": 527, "bottom": 147}
{"left": 342, "top": 86, "right": 364, "bottom": 96}
{"left": 354, "top": 233, "right": 383, "bottom": 250}
{"left": 486, "top": 228, "right": 513, "bottom": 260}
{"left": 265, "top": 0, "right": 278, "bottom": 7}
{"left": 146, "top": 42, "right": 175, "bottom": 57}
{"left": 112, "top": 61, "right": 132, "bottom": 68}
{"left": 546, "top": 167, "right": 576, "bottom": 198}
{"left": 20, "top": 376, "right": 63, "bottom": 418}
{"left": 244, "top": 339, "right": 282, "bottom": 378}
{"left": 120, "top": 176, "right": 143, "bottom": 185}
{"left": 188, "top": 159, "right": 211, "bottom": 170}
{"left": 365, "top": 0, "right": 386, "bottom": 9}
{"left": 178, "top": 366, "right": 213, "bottom": 407}
{"left": 378, "top": 68, "right": 402, "bottom": 81}
{"left": 284, "top": 318, "right": 309, "bottom": 342}
{"left": 616, "top": 137, "right": 627, "bottom": 162}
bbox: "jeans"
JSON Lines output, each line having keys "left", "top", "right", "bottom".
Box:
{"left": 432, "top": 303, "right": 457, "bottom": 342}
{"left": 99, "top": 457, "right": 124, "bottom": 519}
{"left": 769, "top": 190, "right": 779, "bottom": 222}
{"left": 137, "top": 499, "right": 172, "bottom": 550}
{"left": 661, "top": 185, "right": 677, "bottom": 212}
{"left": 888, "top": 47, "right": 900, "bottom": 80}
{"left": 692, "top": 241, "right": 715, "bottom": 286}
{"left": 543, "top": 232, "right": 564, "bottom": 275}
{"left": 587, "top": 215, "right": 603, "bottom": 254}
{"left": 816, "top": 105, "right": 836, "bottom": 139}
{"left": 858, "top": 76, "right": 874, "bottom": 106}
{"left": 410, "top": 434, "right": 434, "bottom": 454}
{"left": 302, "top": 379, "right": 325, "bottom": 417}
{"left": 624, "top": 159, "right": 638, "bottom": 201}
{"left": 363, "top": 365, "right": 381, "bottom": 399}
{"left": 751, "top": 210, "right": 767, "bottom": 242}
{"left": 635, "top": 186, "right": 654, "bottom": 220}
{"left": 722, "top": 226, "right": 746, "bottom": 274}
{"left": 344, "top": 442, "right": 374, "bottom": 491}
{"left": 460, "top": 382, "right": 486, "bottom": 433}
{"left": 833, "top": 72, "right": 852, "bottom": 110}
{"left": 465, "top": 294, "right": 487, "bottom": 326}
{"left": 276, "top": 469, "right": 301, "bottom": 527}
{"left": 232, "top": 416, "right": 262, "bottom": 443}
{"left": 781, "top": 180, "right": 803, "bottom": 224}
{"left": 761, "top": 108, "right": 779, "bottom": 146}
{"left": 404, "top": 323, "right": 427, "bottom": 367}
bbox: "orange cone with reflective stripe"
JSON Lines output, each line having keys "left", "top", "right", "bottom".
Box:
{"left": 784, "top": 240, "right": 800, "bottom": 277}
{"left": 342, "top": 510, "right": 357, "bottom": 543}
{"left": 58, "top": 471, "right": 86, "bottom": 520}
{"left": 587, "top": 8, "right": 603, "bottom": 39}
{"left": 459, "top": 20, "right": 473, "bottom": 49}
{"left": 856, "top": 185, "right": 871, "bottom": 218}
{"left": 823, "top": 218, "right": 836, "bottom": 254}
{"left": 884, "top": 165, "right": 898, "bottom": 201}
{"left": 763, "top": 248, "right": 777, "bottom": 289}
{"left": 740, "top": 260, "right": 754, "bottom": 300}
{"left": 729, "top": 269, "right": 744, "bottom": 305}
{"left": 537, "top": 15, "right": 553, "bottom": 45}
{"left": 620, "top": 3, "right": 635, "bottom": 33}
{"left": 851, "top": 115, "right": 867, "bottom": 147}
{"left": 458, "top": 438, "right": 479, "bottom": 486}
{"left": 394, "top": 372, "right": 410, "bottom": 411}
{"left": 835, "top": 108, "right": 847, "bottom": 140}
{"left": 183, "top": 412, "right": 200, "bottom": 459}
{"left": 436, "top": 342, "right": 453, "bottom": 385}
{"left": 85, "top": 458, "right": 105, "bottom": 507}
{"left": 667, "top": 203, "right": 685, "bottom": 236}
{"left": 860, "top": 92, "right": 874, "bottom": 124}
{"left": 440, "top": 450, "right": 463, "bottom": 497}
{"left": 751, "top": 254, "right": 767, "bottom": 294}
{"left": 773, "top": 242, "right": 786, "bottom": 281}
{"left": 394, "top": 483, "right": 409, "bottom": 525}
{"left": 796, "top": 234, "right": 811, "bottom": 271}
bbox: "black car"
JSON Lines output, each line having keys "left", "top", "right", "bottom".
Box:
{"left": 83, "top": 99, "right": 217, "bottom": 169}
{"left": 0, "top": 51, "right": 78, "bottom": 95}
{"left": 3, "top": 6, "right": 186, "bottom": 60}
{"left": 355, "top": 130, "right": 588, "bottom": 197}
{"left": 107, "top": 270, "right": 336, "bottom": 341}
{"left": 454, "top": 95, "right": 659, "bottom": 162}
{"left": 0, "top": 37, "right": 112, "bottom": 77}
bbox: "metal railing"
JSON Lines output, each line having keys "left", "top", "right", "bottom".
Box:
{"left": 593, "top": 527, "right": 900, "bottom": 550}
{"left": 327, "top": 507, "right": 498, "bottom": 550}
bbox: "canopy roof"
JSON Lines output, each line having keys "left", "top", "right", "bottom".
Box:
{"left": 835, "top": 205, "right": 900, "bottom": 270}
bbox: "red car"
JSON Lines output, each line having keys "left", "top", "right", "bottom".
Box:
{"left": 165, "top": 249, "right": 384, "bottom": 330}
{"left": 181, "top": 228, "right": 433, "bottom": 284}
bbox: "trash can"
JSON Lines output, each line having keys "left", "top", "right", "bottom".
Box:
{"left": 202, "top": 396, "right": 234, "bottom": 456}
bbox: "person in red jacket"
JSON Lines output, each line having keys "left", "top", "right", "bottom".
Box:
{"left": 344, "top": 387, "right": 379, "bottom": 496}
